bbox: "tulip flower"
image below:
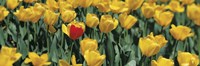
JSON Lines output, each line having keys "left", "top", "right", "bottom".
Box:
{"left": 24, "top": 0, "right": 36, "bottom": 3}
{"left": 44, "top": 10, "right": 60, "bottom": 26}
{"left": 84, "top": 50, "right": 106, "bottom": 66}
{"left": 79, "top": 0, "right": 93, "bottom": 8}
{"left": 92, "top": 0, "right": 100, "bottom": 6}
{"left": 151, "top": 56, "right": 174, "bottom": 66}
{"left": 0, "top": 6, "right": 9, "bottom": 21}
{"left": 187, "top": 4, "right": 200, "bottom": 26}
{"left": 59, "top": 1, "right": 73, "bottom": 13}
{"left": 29, "top": 3, "right": 46, "bottom": 23}
{"left": 154, "top": 11, "right": 174, "bottom": 27}
{"left": 139, "top": 32, "right": 167, "bottom": 57}
{"left": 80, "top": 38, "right": 98, "bottom": 55}
{"left": 0, "top": 46, "right": 22, "bottom": 66}
{"left": 181, "top": 0, "right": 194, "bottom": 5}
{"left": 147, "top": 0, "right": 157, "bottom": 4}
{"left": 67, "top": 0, "right": 79, "bottom": 9}
{"left": 141, "top": 2, "right": 157, "bottom": 18}
{"left": 7, "top": 0, "right": 21, "bottom": 10}
{"left": 160, "top": 0, "right": 168, "bottom": 3}
{"left": 119, "top": 13, "right": 137, "bottom": 30}
{"left": 125, "top": 0, "right": 144, "bottom": 10}
{"left": 109, "top": 1, "right": 129, "bottom": 13}
{"left": 61, "top": 9, "right": 76, "bottom": 23}
{"left": 59, "top": 55, "right": 82, "bottom": 66}
{"left": 166, "top": 0, "right": 184, "bottom": 12}
{"left": 170, "top": 24, "right": 194, "bottom": 41}
{"left": 62, "top": 21, "right": 85, "bottom": 40}
{"left": 177, "top": 51, "right": 199, "bottom": 66}
{"left": 96, "top": 1, "right": 111, "bottom": 12}
{"left": 99, "top": 15, "right": 118, "bottom": 33}
{"left": 14, "top": 6, "right": 33, "bottom": 22}
{"left": 86, "top": 13, "right": 99, "bottom": 28}
{"left": 24, "top": 52, "right": 51, "bottom": 66}
{"left": 46, "top": 0, "right": 59, "bottom": 11}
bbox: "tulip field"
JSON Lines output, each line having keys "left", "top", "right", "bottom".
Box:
{"left": 1, "top": 0, "right": 200, "bottom": 66}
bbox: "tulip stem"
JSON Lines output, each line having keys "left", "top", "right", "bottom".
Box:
{"left": 173, "top": 40, "right": 179, "bottom": 58}
{"left": 139, "top": 55, "right": 146, "bottom": 66}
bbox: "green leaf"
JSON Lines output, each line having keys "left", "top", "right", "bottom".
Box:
{"left": 0, "top": 28, "right": 5, "bottom": 45}
{"left": 125, "top": 60, "right": 136, "bottom": 66}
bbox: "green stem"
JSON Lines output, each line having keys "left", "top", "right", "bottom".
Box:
{"left": 46, "top": 25, "right": 50, "bottom": 53}
{"left": 139, "top": 55, "right": 146, "bottom": 66}
{"left": 173, "top": 40, "right": 179, "bottom": 58}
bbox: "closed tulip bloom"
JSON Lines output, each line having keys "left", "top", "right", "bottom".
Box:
{"left": 109, "top": 1, "right": 129, "bottom": 13}
{"left": 62, "top": 21, "right": 85, "bottom": 40}
{"left": 167, "top": 0, "right": 184, "bottom": 12}
{"left": 61, "top": 9, "right": 76, "bottom": 23}
{"left": 84, "top": 50, "right": 106, "bottom": 66}
{"left": 96, "top": 1, "right": 111, "bottom": 12}
{"left": 141, "top": 2, "right": 157, "bottom": 18}
{"left": 80, "top": 38, "right": 98, "bottom": 55}
{"left": 0, "top": 6, "right": 9, "bottom": 21}
{"left": 170, "top": 24, "right": 194, "bottom": 41}
{"left": 79, "top": 0, "right": 93, "bottom": 8}
{"left": 99, "top": 15, "right": 118, "bottom": 33}
{"left": 44, "top": 10, "right": 60, "bottom": 26}
{"left": 59, "top": 1, "right": 73, "bottom": 13}
{"left": 92, "top": 0, "right": 100, "bottom": 6}
{"left": 160, "top": 0, "right": 169, "bottom": 3}
{"left": 29, "top": 3, "right": 46, "bottom": 23}
{"left": 24, "top": 0, "right": 36, "bottom": 3}
{"left": 67, "top": 0, "right": 79, "bottom": 9}
{"left": 147, "top": 0, "right": 157, "bottom": 3}
{"left": 0, "top": 46, "right": 22, "bottom": 66}
{"left": 177, "top": 51, "right": 199, "bottom": 66}
{"left": 151, "top": 56, "right": 174, "bottom": 66}
{"left": 154, "top": 11, "right": 174, "bottom": 27}
{"left": 187, "top": 4, "right": 200, "bottom": 26}
{"left": 86, "top": 13, "right": 99, "bottom": 28}
{"left": 181, "top": 0, "right": 194, "bottom": 5}
{"left": 46, "top": 0, "right": 59, "bottom": 11}
{"left": 119, "top": 13, "right": 137, "bottom": 30}
{"left": 14, "top": 6, "right": 33, "bottom": 22}
{"left": 125, "top": 0, "right": 144, "bottom": 10}
{"left": 139, "top": 32, "right": 167, "bottom": 57}
{"left": 7, "top": 0, "right": 20, "bottom": 10}
{"left": 24, "top": 52, "right": 51, "bottom": 66}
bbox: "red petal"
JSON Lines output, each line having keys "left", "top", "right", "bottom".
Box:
{"left": 70, "top": 25, "right": 84, "bottom": 40}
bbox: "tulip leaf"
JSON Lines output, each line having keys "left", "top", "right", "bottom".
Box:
{"left": 125, "top": 60, "right": 136, "bottom": 66}
{"left": 106, "top": 34, "right": 115, "bottom": 66}
{"left": 0, "top": 28, "right": 5, "bottom": 45}
{"left": 18, "top": 38, "right": 28, "bottom": 59}
{"left": 50, "top": 36, "right": 58, "bottom": 62}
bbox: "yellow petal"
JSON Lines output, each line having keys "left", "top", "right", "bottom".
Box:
{"left": 59, "top": 60, "right": 70, "bottom": 66}
{"left": 62, "top": 24, "right": 70, "bottom": 36}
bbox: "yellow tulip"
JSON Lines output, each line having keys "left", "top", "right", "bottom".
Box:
{"left": 125, "top": 0, "right": 144, "bottom": 10}
{"left": 59, "top": 0, "right": 73, "bottom": 13}
{"left": 24, "top": 52, "right": 51, "bottom": 66}
{"left": 84, "top": 50, "right": 106, "bottom": 66}
{"left": 61, "top": 9, "right": 76, "bottom": 23}
{"left": 46, "top": 0, "right": 59, "bottom": 11}
{"left": 147, "top": 0, "right": 157, "bottom": 3}
{"left": 14, "top": 6, "right": 33, "bottom": 22}
{"left": 99, "top": 15, "right": 118, "bottom": 33}
{"left": 181, "top": 0, "right": 194, "bottom": 5}
{"left": 67, "top": 0, "right": 79, "bottom": 9}
{"left": 7, "top": 0, "right": 21, "bottom": 10}
{"left": 160, "top": 0, "right": 169, "bottom": 2}
{"left": 80, "top": 38, "right": 98, "bottom": 55}
{"left": 86, "top": 13, "right": 99, "bottom": 28}
{"left": 92, "top": 0, "right": 100, "bottom": 6}
{"left": 139, "top": 32, "right": 167, "bottom": 57}
{"left": 167, "top": 0, "right": 184, "bottom": 12}
{"left": 0, "top": 46, "right": 22, "bottom": 66}
{"left": 177, "top": 51, "right": 199, "bottom": 66}
{"left": 119, "top": 13, "right": 137, "bottom": 30}
{"left": 62, "top": 21, "right": 85, "bottom": 40}
{"left": 187, "top": 4, "right": 200, "bottom": 26}
{"left": 79, "top": 0, "right": 93, "bottom": 8}
{"left": 24, "top": 0, "right": 36, "bottom": 3}
{"left": 0, "top": 6, "right": 9, "bottom": 21}
{"left": 109, "top": 1, "right": 129, "bottom": 13}
{"left": 29, "top": 3, "right": 46, "bottom": 23}
{"left": 96, "top": 1, "right": 111, "bottom": 12}
{"left": 59, "top": 55, "right": 82, "bottom": 66}
{"left": 44, "top": 10, "right": 60, "bottom": 26}
{"left": 141, "top": 2, "right": 157, "bottom": 18}
{"left": 151, "top": 56, "right": 174, "bottom": 66}
{"left": 170, "top": 24, "right": 194, "bottom": 41}
{"left": 154, "top": 11, "right": 174, "bottom": 27}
